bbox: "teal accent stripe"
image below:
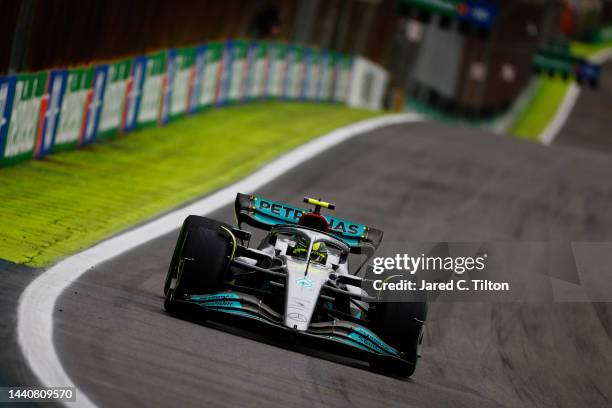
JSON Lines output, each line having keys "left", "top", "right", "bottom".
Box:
{"left": 353, "top": 327, "right": 399, "bottom": 356}
{"left": 190, "top": 292, "right": 240, "bottom": 301}
{"left": 327, "top": 336, "right": 372, "bottom": 353}
{"left": 220, "top": 309, "right": 267, "bottom": 323}
{"left": 348, "top": 332, "right": 387, "bottom": 354}
{"left": 200, "top": 300, "right": 242, "bottom": 308}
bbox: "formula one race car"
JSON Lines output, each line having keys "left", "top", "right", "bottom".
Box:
{"left": 163, "top": 193, "right": 427, "bottom": 377}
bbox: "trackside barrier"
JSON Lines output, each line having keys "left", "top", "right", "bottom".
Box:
{"left": 0, "top": 40, "right": 389, "bottom": 167}
{"left": 346, "top": 58, "right": 388, "bottom": 110}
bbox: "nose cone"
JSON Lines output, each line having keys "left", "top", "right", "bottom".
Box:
{"left": 284, "top": 261, "right": 328, "bottom": 331}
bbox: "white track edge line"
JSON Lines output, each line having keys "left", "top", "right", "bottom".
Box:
{"left": 538, "top": 47, "right": 612, "bottom": 145}
{"left": 17, "top": 112, "right": 422, "bottom": 408}
{"left": 538, "top": 83, "right": 580, "bottom": 145}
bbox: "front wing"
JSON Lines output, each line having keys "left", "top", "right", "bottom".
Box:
{"left": 167, "top": 291, "right": 412, "bottom": 367}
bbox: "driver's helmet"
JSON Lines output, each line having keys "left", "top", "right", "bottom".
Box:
{"left": 292, "top": 235, "right": 310, "bottom": 260}
{"left": 291, "top": 237, "right": 328, "bottom": 265}
{"left": 311, "top": 241, "right": 328, "bottom": 265}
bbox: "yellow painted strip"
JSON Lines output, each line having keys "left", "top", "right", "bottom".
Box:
{"left": 220, "top": 226, "right": 237, "bottom": 260}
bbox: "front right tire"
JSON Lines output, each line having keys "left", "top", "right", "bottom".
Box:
{"left": 368, "top": 300, "right": 427, "bottom": 377}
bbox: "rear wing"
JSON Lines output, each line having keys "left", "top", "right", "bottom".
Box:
{"left": 235, "top": 193, "right": 383, "bottom": 256}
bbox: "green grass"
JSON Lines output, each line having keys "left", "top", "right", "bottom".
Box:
{"left": 510, "top": 78, "right": 570, "bottom": 141}
{"left": 571, "top": 40, "right": 612, "bottom": 59}
{"left": 0, "top": 102, "right": 381, "bottom": 266}
{"left": 510, "top": 41, "right": 612, "bottom": 141}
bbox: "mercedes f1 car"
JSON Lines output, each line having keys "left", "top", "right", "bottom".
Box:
{"left": 163, "top": 193, "right": 427, "bottom": 377}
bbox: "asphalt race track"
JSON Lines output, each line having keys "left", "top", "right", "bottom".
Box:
{"left": 46, "top": 121, "right": 612, "bottom": 408}
{"left": 556, "top": 59, "right": 612, "bottom": 153}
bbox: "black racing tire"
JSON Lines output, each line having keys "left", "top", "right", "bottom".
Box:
{"left": 368, "top": 300, "right": 427, "bottom": 377}
{"left": 164, "top": 215, "right": 233, "bottom": 298}
{"left": 164, "top": 288, "right": 178, "bottom": 313}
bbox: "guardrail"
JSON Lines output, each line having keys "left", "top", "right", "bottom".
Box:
{"left": 0, "top": 40, "right": 388, "bottom": 167}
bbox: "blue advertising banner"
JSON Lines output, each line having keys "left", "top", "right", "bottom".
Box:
{"left": 189, "top": 45, "right": 206, "bottom": 113}
{"left": 97, "top": 59, "right": 131, "bottom": 139}
{"left": 137, "top": 51, "right": 167, "bottom": 128}
{"left": 5, "top": 73, "right": 46, "bottom": 161}
{"left": 53, "top": 68, "right": 93, "bottom": 152}
{"left": 243, "top": 41, "right": 257, "bottom": 101}
{"left": 160, "top": 51, "right": 175, "bottom": 125}
{"left": 161, "top": 47, "right": 195, "bottom": 123}
{"left": 333, "top": 54, "right": 353, "bottom": 103}
{"left": 195, "top": 42, "right": 223, "bottom": 109}
{"left": 303, "top": 48, "right": 321, "bottom": 101}
{"left": 575, "top": 60, "right": 601, "bottom": 85}
{"left": 457, "top": 1, "right": 497, "bottom": 29}
{"left": 0, "top": 76, "right": 16, "bottom": 162}
{"left": 228, "top": 40, "right": 248, "bottom": 103}
{"left": 123, "top": 56, "right": 146, "bottom": 132}
{"left": 81, "top": 65, "right": 108, "bottom": 145}
{"left": 0, "top": 39, "right": 381, "bottom": 167}
{"left": 318, "top": 51, "right": 334, "bottom": 102}
{"left": 244, "top": 42, "right": 269, "bottom": 101}
{"left": 284, "top": 45, "right": 305, "bottom": 100}
{"left": 267, "top": 43, "right": 287, "bottom": 99}
{"left": 301, "top": 47, "right": 312, "bottom": 101}
{"left": 37, "top": 70, "right": 67, "bottom": 158}
{"left": 216, "top": 42, "right": 234, "bottom": 106}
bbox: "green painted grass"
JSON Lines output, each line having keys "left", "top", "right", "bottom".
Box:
{"left": 510, "top": 78, "right": 569, "bottom": 141}
{"left": 571, "top": 40, "right": 612, "bottom": 59}
{"left": 0, "top": 102, "right": 381, "bottom": 266}
{"left": 510, "top": 41, "right": 612, "bottom": 141}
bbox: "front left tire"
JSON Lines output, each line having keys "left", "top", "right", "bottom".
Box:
{"left": 164, "top": 215, "right": 234, "bottom": 311}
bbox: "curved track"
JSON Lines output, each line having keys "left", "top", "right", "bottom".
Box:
{"left": 556, "top": 59, "right": 612, "bottom": 153}
{"left": 51, "top": 121, "right": 612, "bottom": 407}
